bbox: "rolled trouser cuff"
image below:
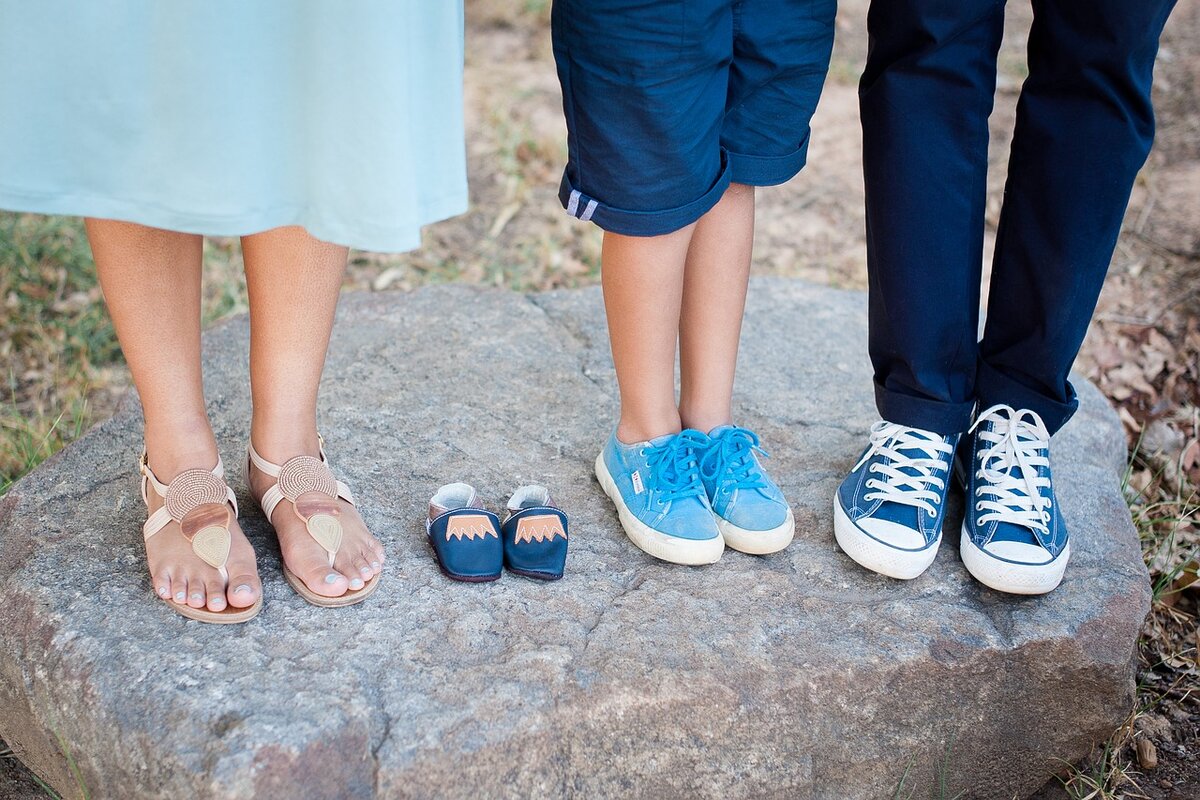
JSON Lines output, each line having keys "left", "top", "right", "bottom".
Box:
{"left": 974, "top": 360, "right": 1078, "bottom": 436}
{"left": 726, "top": 131, "right": 811, "bottom": 187}
{"left": 556, "top": 153, "right": 732, "bottom": 237}
{"left": 874, "top": 379, "right": 976, "bottom": 436}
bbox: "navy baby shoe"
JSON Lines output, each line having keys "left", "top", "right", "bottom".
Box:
{"left": 501, "top": 485, "right": 569, "bottom": 581}
{"left": 426, "top": 483, "right": 503, "bottom": 582}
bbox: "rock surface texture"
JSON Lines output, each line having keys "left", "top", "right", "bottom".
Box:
{"left": 0, "top": 280, "right": 1149, "bottom": 800}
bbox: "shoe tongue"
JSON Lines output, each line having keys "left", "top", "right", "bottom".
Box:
{"left": 890, "top": 445, "right": 935, "bottom": 479}
{"left": 708, "top": 425, "right": 736, "bottom": 437}
{"left": 979, "top": 437, "right": 1043, "bottom": 547}
{"left": 646, "top": 432, "right": 677, "bottom": 448}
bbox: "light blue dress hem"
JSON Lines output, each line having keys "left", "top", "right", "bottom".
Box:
{"left": 0, "top": 184, "right": 468, "bottom": 253}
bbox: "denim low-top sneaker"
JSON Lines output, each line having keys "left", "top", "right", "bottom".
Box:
{"left": 698, "top": 426, "right": 794, "bottom": 554}
{"left": 834, "top": 421, "right": 958, "bottom": 579}
{"left": 957, "top": 404, "right": 1069, "bottom": 595}
{"left": 594, "top": 429, "right": 724, "bottom": 565}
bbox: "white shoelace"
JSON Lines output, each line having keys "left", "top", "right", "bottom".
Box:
{"left": 853, "top": 422, "right": 954, "bottom": 517}
{"left": 969, "top": 404, "right": 1052, "bottom": 536}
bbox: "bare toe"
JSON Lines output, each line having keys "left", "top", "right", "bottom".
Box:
{"left": 186, "top": 578, "right": 207, "bottom": 609}
{"left": 293, "top": 551, "right": 350, "bottom": 597}
{"left": 170, "top": 576, "right": 188, "bottom": 605}
{"left": 352, "top": 553, "right": 374, "bottom": 580}
{"left": 204, "top": 578, "right": 227, "bottom": 612}
{"left": 226, "top": 574, "right": 260, "bottom": 609}
{"left": 154, "top": 571, "right": 173, "bottom": 600}
{"left": 224, "top": 533, "right": 261, "bottom": 608}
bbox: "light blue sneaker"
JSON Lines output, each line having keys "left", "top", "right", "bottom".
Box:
{"left": 698, "top": 426, "right": 794, "bottom": 554}
{"left": 594, "top": 429, "right": 724, "bottom": 565}
{"left": 834, "top": 422, "right": 958, "bottom": 579}
{"left": 957, "top": 405, "right": 1069, "bottom": 595}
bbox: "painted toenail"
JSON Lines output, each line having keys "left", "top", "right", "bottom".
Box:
{"left": 325, "top": 573, "right": 340, "bottom": 584}
{"left": 174, "top": 592, "right": 186, "bottom": 602}
{"left": 371, "top": 561, "right": 380, "bottom": 569}
{"left": 234, "top": 585, "right": 252, "bottom": 595}
{"left": 350, "top": 578, "right": 364, "bottom": 590}
{"left": 190, "top": 593, "right": 203, "bottom": 602}
{"left": 360, "top": 566, "right": 372, "bottom": 575}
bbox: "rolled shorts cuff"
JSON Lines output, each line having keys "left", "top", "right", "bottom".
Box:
{"left": 557, "top": 154, "right": 733, "bottom": 237}
{"left": 974, "top": 361, "right": 1079, "bottom": 436}
{"left": 874, "top": 379, "right": 977, "bottom": 437}
{"left": 726, "top": 132, "right": 811, "bottom": 187}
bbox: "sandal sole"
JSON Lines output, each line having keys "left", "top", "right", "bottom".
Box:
{"left": 282, "top": 563, "right": 382, "bottom": 607}
{"left": 163, "top": 593, "right": 263, "bottom": 624}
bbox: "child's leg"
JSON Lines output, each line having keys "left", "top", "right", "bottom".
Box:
{"left": 240, "top": 226, "right": 384, "bottom": 598}
{"left": 677, "top": 182, "right": 796, "bottom": 554}
{"left": 678, "top": 182, "right": 755, "bottom": 433}
{"left": 603, "top": 224, "right": 697, "bottom": 444}
{"left": 86, "top": 218, "right": 261, "bottom": 612}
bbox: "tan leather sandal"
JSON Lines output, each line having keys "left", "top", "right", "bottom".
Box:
{"left": 140, "top": 454, "right": 262, "bottom": 624}
{"left": 248, "top": 440, "right": 381, "bottom": 607}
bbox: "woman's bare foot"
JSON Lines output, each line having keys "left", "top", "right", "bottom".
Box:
{"left": 247, "top": 437, "right": 385, "bottom": 598}
{"left": 143, "top": 446, "right": 262, "bottom": 614}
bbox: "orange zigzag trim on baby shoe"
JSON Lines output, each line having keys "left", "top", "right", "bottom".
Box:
{"left": 514, "top": 514, "right": 566, "bottom": 544}
{"left": 446, "top": 513, "right": 500, "bottom": 541}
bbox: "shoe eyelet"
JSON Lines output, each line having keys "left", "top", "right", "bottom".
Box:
{"left": 927, "top": 509, "right": 936, "bottom": 518}
{"left": 975, "top": 502, "right": 984, "bottom": 511}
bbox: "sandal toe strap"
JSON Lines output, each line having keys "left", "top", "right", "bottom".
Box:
{"left": 142, "top": 457, "right": 237, "bottom": 537}
{"left": 141, "top": 458, "right": 236, "bottom": 575}
{"left": 250, "top": 444, "right": 357, "bottom": 566}
{"left": 255, "top": 450, "right": 356, "bottom": 522}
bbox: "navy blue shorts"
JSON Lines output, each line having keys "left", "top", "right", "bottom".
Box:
{"left": 552, "top": 0, "right": 837, "bottom": 236}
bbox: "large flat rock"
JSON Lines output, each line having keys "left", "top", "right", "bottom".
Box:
{"left": 0, "top": 279, "right": 1148, "bottom": 799}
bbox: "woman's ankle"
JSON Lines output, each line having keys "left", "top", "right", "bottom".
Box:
{"left": 249, "top": 414, "right": 321, "bottom": 463}
{"left": 143, "top": 415, "right": 220, "bottom": 479}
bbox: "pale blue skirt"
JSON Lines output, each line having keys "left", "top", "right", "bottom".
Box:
{"left": 0, "top": 1, "right": 467, "bottom": 252}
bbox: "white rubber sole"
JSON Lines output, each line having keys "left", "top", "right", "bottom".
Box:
{"left": 959, "top": 526, "right": 1070, "bottom": 595}
{"left": 595, "top": 454, "right": 724, "bottom": 566}
{"left": 717, "top": 510, "right": 795, "bottom": 555}
{"left": 833, "top": 497, "right": 939, "bottom": 580}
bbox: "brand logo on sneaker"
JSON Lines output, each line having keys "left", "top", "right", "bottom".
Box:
{"left": 631, "top": 470, "right": 645, "bottom": 495}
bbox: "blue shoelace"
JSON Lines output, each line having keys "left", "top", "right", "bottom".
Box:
{"left": 699, "top": 427, "right": 769, "bottom": 491}
{"left": 643, "top": 430, "right": 710, "bottom": 503}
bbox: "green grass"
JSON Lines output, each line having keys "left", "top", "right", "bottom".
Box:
{"left": 0, "top": 214, "right": 120, "bottom": 492}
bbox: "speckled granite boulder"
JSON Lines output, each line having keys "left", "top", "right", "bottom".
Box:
{"left": 0, "top": 279, "right": 1148, "bottom": 799}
